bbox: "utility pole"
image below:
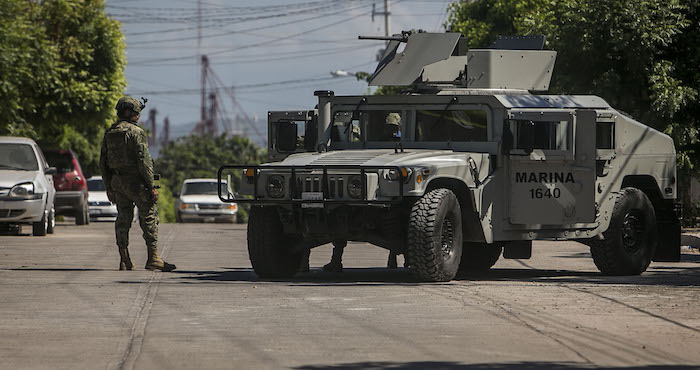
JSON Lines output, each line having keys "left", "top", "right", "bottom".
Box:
{"left": 197, "top": 0, "right": 202, "bottom": 52}
{"left": 372, "top": 0, "right": 392, "bottom": 41}
{"left": 148, "top": 108, "right": 157, "bottom": 146}
{"left": 384, "top": 0, "right": 391, "bottom": 40}
{"left": 200, "top": 55, "right": 208, "bottom": 128}
{"left": 208, "top": 92, "right": 217, "bottom": 137}
{"left": 162, "top": 116, "right": 170, "bottom": 146}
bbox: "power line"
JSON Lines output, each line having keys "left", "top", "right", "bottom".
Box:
{"left": 125, "top": 1, "right": 373, "bottom": 44}
{"left": 128, "top": 8, "right": 374, "bottom": 65}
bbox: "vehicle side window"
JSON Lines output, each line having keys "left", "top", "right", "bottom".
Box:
{"left": 513, "top": 120, "right": 568, "bottom": 151}
{"left": 332, "top": 112, "right": 361, "bottom": 143}
{"left": 596, "top": 122, "right": 614, "bottom": 149}
{"left": 36, "top": 146, "right": 49, "bottom": 169}
{"left": 415, "top": 110, "right": 487, "bottom": 142}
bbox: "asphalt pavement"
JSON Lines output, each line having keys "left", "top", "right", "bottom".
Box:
{"left": 1, "top": 221, "right": 699, "bottom": 370}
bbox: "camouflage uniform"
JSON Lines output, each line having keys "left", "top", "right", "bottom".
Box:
{"left": 99, "top": 96, "right": 175, "bottom": 271}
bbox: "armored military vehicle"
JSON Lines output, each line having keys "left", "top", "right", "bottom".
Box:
{"left": 219, "top": 31, "right": 681, "bottom": 282}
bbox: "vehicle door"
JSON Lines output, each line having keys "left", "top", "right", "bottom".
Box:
{"left": 35, "top": 144, "right": 55, "bottom": 208}
{"left": 268, "top": 110, "right": 317, "bottom": 162}
{"left": 506, "top": 109, "right": 597, "bottom": 226}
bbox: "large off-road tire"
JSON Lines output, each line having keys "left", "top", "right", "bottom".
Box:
{"left": 459, "top": 242, "right": 503, "bottom": 273}
{"left": 406, "top": 188, "right": 463, "bottom": 282}
{"left": 590, "top": 187, "right": 657, "bottom": 275}
{"left": 247, "top": 206, "right": 302, "bottom": 278}
{"left": 47, "top": 206, "right": 55, "bottom": 234}
{"left": 33, "top": 210, "right": 48, "bottom": 236}
{"left": 75, "top": 200, "right": 88, "bottom": 225}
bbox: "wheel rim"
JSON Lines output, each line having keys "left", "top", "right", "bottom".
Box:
{"left": 622, "top": 211, "right": 644, "bottom": 253}
{"left": 440, "top": 217, "right": 455, "bottom": 261}
{"left": 50, "top": 208, "right": 55, "bottom": 229}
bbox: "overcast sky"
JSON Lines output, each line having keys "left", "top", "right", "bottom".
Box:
{"left": 106, "top": 0, "right": 454, "bottom": 144}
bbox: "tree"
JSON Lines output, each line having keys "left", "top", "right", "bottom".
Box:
{"left": 0, "top": 0, "right": 126, "bottom": 175}
{"left": 155, "top": 135, "right": 267, "bottom": 223}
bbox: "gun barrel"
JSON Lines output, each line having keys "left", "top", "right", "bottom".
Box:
{"left": 358, "top": 35, "right": 407, "bottom": 42}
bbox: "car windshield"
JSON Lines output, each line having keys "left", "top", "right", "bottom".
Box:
{"left": 183, "top": 182, "right": 227, "bottom": 195}
{"left": 0, "top": 143, "right": 39, "bottom": 171}
{"left": 44, "top": 151, "right": 74, "bottom": 172}
{"left": 87, "top": 179, "right": 106, "bottom": 191}
{"left": 331, "top": 108, "right": 488, "bottom": 144}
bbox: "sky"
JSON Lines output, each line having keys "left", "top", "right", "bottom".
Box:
{"left": 106, "top": 0, "right": 455, "bottom": 146}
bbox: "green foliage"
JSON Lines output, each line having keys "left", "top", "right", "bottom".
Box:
{"left": 156, "top": 134, "right": 266, "bottom": 193}
{"left": 157, "top": 183, "right": 176, "bottom": 224}
{"left": 0, "top": 0, "right": 126, "bottom": 176}
{"left": 156, "top": 134, "right": 265, "bottom": 224}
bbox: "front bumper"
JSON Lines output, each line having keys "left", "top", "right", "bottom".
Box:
{"left": 217, "top": 165, "right": 406, "bottom": 205}
{"left": 180, "top": 206, "right": 237, "bottom": 221}
{"left": 89, "top": 202, "right": 118, "bottom": 218}
{"left": 55, "top": 191, "right": 85, "bottom": 214}
{"left": 0, "top": 196, "right": 46, "bottom": 223}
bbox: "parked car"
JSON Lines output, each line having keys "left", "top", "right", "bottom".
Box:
{"left": 175, "top": 178, "right": 237, "bottom": 223}
{"left": 87, "top": 176, "right": 117, "bottom": 220}
{"left": 0, "top": 137, "right": 57, "bottom": 236}
{"left": 42, "top": 149, "right": 89, "bottom": 225}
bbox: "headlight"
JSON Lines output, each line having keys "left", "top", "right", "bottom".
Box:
{"left": 244, "top": 168, "right": 257, "bottom": 184}
{"left": 266, "top": 175, "right": 285, "bottom": 198}
{"left": 10, "top": 183, "right": 40, "bottom": 199}
{"left": 347, "top": 175, "right": 363, "bottom": 199}
{"left": 181, "top": 203, "right": 196, "bottom": 209}
{"left": 386, "top": 167, "right": 410, "bottom": 182}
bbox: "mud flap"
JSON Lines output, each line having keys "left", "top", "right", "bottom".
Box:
{"left": 653, "top": 220, "right": 681, "bottom": 262}
{"left": 503, "top": 240, "right": 532, "bottom": 259}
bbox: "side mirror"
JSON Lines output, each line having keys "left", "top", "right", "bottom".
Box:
{"left": 276, "top": 121, "right": 298, "bottom": 152}
{"left": 45, "top": 167, "right": 57, "bottom": 175}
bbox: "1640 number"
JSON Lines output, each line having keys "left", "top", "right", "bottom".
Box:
{"left": 529, "top": 188, "right": 561, "bottom": 199}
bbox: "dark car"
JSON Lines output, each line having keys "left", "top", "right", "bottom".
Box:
{"left": 42, "top": 149, "right": 89, "bottom": 225}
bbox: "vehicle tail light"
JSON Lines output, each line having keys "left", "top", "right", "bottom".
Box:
{"left": 72, "top": 175, "right": 86, "bottom": 191}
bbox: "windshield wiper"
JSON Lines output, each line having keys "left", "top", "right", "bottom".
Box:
{"left": 0, "top": 164, "right": 30, "bottom": 171}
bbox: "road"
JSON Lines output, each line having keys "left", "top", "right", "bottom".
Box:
{"left": 1, "top": 221, "right": 699, "bottom": 370}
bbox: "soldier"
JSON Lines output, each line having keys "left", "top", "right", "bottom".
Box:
{"left": 99, "top": 96, "right": 176, "bottom": 272}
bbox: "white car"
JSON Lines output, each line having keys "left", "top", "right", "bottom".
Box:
{"left": 0, "top": 137, "right": 57, "bottom": 236}
{"left": 175, "top": 178, "right": 237, "bottom": 223}
{"left": 87, "top": 176, "right": 118, "bottom": 220}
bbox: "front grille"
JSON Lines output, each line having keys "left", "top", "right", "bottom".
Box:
{"left": 0, "top": 209, "right": 25, "bottom": 218}
{"left": 294, "top": 174, "right": 346, "bottom": 199}
{"left": 197, "top": 203, "right": 222, "bottom": 210}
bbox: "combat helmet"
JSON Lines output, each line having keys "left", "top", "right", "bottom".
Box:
{"left": 115, "top": 96, "right": 146, "bottom": 118}
{"left": 386, "top": 112, "right": 401, "bottom": 126}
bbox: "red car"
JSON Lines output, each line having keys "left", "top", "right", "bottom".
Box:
{"left": 42, "top": 149, "right": 90, "bottom": 225}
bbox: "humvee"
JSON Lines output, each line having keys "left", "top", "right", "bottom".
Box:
{"left": 219, "top": 31, "right": 681, "bottom": 282}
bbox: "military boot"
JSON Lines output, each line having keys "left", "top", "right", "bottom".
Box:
{"left": 322, "top": 240, "right": 345, "bottom": 273}
{"left": 145, "top": 245, "right": 176, "bottom": 272}
{"left": 119, "top": 247, "right": 134, "bottom": 271}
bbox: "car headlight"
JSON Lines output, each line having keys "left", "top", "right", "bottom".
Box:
{"left": 181, "top": 203, "right": 196, "bottom": 210}
{"left": 10, "top": 183, "right": 41, "bottom": 199}
{"left": 386, "top": 167, "right": 410, "bottom": 182}
{"left": 347, "top": 175, "right": 363, "bottom": 199}
{"left": 266, "top": 175, "right": 285, "bottom": 198}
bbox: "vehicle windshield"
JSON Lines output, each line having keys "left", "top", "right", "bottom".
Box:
{"left": 0, "top": 143, "right": 39, "bottom": 171}
{"left": 331, "top": 108, "right": 488, "bottom": 144}
{"left": 44, "top": 151, "right": 74, "bottom": 172}
{"left": 87, "top": 179, "right": 106, "bottom": 191}
{"left": 182, "top": 182, "right": 227, "bottom": 195}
